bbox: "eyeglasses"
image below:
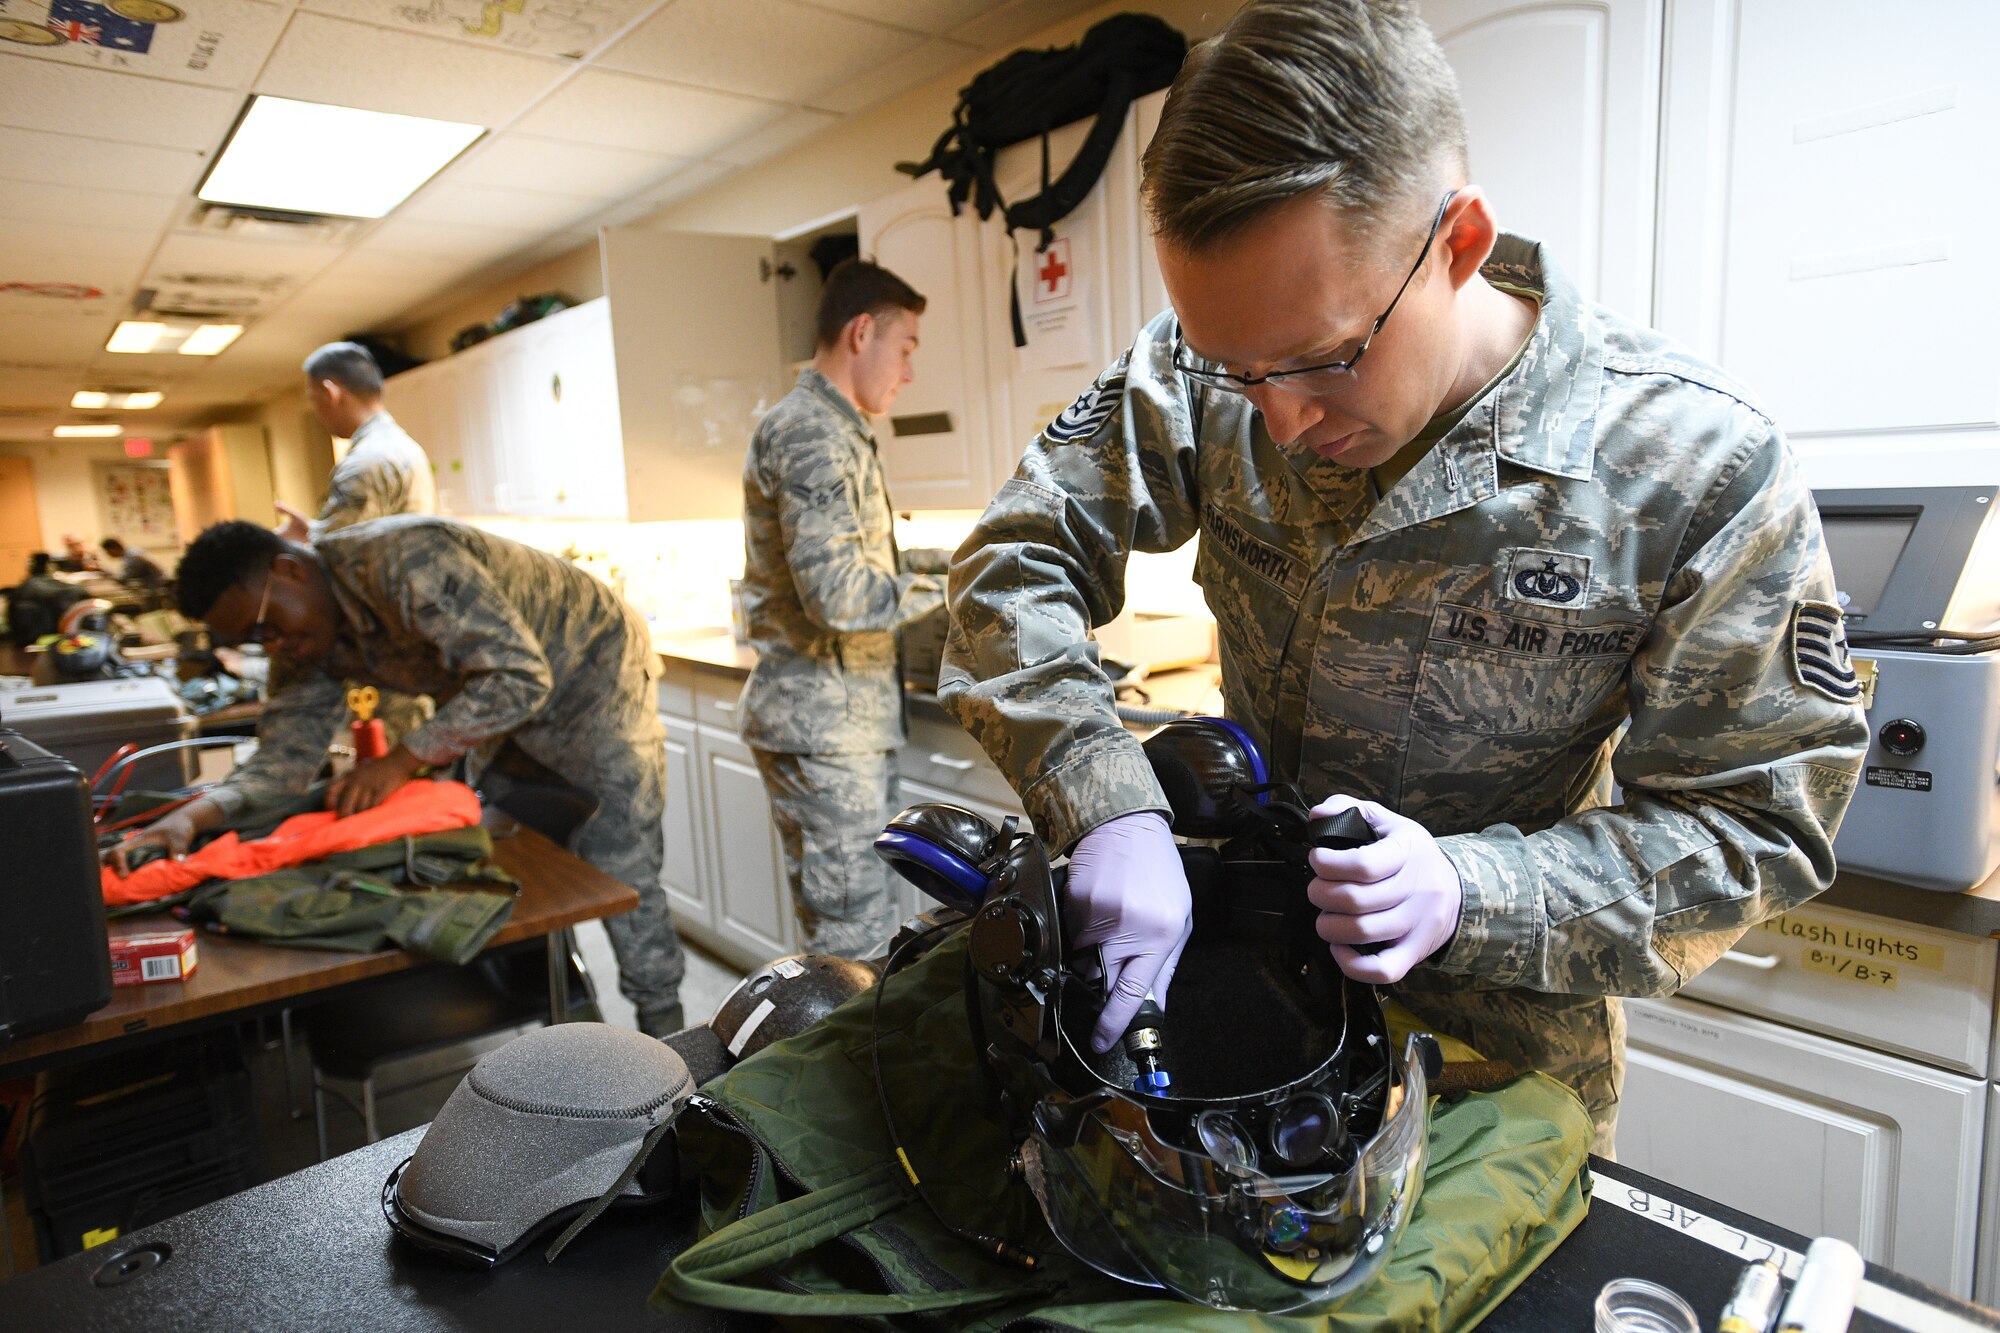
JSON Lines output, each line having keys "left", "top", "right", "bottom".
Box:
{"left": 1173, "top": 190, "right": 1458, "bottom": 398}
{"left": 240, "top": 574, "right": 278, "bottom": 648}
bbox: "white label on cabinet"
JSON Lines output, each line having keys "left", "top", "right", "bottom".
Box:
{"left": 1758, "top": 916, "right": 1946, "bottom": 972}
{"left": 1629, "top": 1005, "right": 1725, "bottom": 1044}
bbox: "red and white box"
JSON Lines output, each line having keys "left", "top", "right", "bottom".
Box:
{"left": 109, "top": 929, "right": 199, "bottom": 987}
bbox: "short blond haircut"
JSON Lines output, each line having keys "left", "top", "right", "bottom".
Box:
{"left": 1142, "top": 0, "right": 1467, "bottom": 256}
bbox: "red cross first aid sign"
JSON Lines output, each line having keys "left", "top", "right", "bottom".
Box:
{"left": 1035, "top": 238, "right": 1074, "bottom": 304}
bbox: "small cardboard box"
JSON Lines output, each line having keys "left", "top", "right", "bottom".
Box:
{"left": 109, "top": 928, "right": 198, "bottom": 987}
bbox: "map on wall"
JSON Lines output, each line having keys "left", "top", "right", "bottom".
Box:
{"left": 0, "top": 0, "right": 286, "bottom": 87}
{"left": 96, "top": 462, "right": 178, "bottom": 548}
{"left": 298, "top": 0, "right": 652, "bottom": 59}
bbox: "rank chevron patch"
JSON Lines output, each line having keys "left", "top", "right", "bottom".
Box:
{"left": 1791, "top": 600, "right": 1861, "bottom": 702}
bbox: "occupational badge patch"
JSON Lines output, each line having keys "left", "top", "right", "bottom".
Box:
{"left": 1044, "top": 372, "right": 1126, "bottom": 443}
{"left": 1503, "top": 548, "right": 1590, "bottom": 608}
{"left": 1790, "top": 600, "right": 1862, "bottom": 702}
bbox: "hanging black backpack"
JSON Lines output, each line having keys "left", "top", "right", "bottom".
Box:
{"left": 897, "top": 13, "right": 1187, "bottom": 344}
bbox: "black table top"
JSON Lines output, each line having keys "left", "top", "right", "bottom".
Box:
{"left": 3, "top": 1129, "right": 1995, "bottom": 1331}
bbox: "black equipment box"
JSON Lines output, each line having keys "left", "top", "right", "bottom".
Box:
{"left": 0, "top": 727, "right": 112, "bottom": 1050}
{"left": 20, "top": 1034, "right": 262, "bottom": 1260}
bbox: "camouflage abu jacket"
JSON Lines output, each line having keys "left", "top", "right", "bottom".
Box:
{"left": 738, "top": 367, "right": 945, "bottom": 755}
{"left": 938, "top": 236, "right": 1870, "bottom": 1136}
{"left": 312, "top": 410, "right": 438, "bottom": 539}
{"left": 208, "top": 515, "right": 662, "bottom": 819}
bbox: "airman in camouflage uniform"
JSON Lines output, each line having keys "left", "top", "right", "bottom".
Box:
{"left": 295, "top": 341, "right": 441, "bottom": 747}
{"left": 940, "top": 236, "right": 1870, "bottom": 1148}
{"left": 127, "top": 516, "right": 686, "bottom": 1032}
{"left": 740, "top": 365, "right": 946, "bottom": 958}
{"left": 310, "top": 410, "right": 439, "bottom": 540}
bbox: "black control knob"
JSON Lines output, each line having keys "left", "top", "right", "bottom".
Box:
{"left": 1879, "top": 718, "right": 1926, "bottom": 757}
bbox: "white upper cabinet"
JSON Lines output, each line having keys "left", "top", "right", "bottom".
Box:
{"left": 387, "top": 230, "right": 787, "bottom": 523}
{"left": 857, "top": 178, "right": 997, "bottom": 511}
{"left": 1422, "top": 0, "right": 1664, "bottom": 322}
{"left": 980, "top": 104, "right": 1151, "bottom": 481}
{"left": 1653, "top": 0, "right": 2000, "bottom": 471}
{"left": 602, "top": 227, "right": 787, "bottom": 522}
{"left": 1133, "top": 89, "right": 1170, "bottom": 331}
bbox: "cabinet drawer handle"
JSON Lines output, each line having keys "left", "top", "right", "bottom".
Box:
{"left": 711, "top": 700, "right": 738, "bottom": 714}
{"left": 927, "top": 752, "right": 977, "bottom": 771}
{"left": 1718, "top": 949, "right": 1780, "bottom": 971}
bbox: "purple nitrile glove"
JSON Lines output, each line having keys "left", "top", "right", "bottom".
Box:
{"left": 1305, "top": 796, "right": 1463, "bottom": 985}
{"left": 1064, "top": 810, "right": 1193, "bottom": 1053}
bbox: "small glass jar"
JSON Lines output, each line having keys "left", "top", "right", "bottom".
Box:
{"left": 1595, "top": 1277, "right": 1701, "bottom": 1333}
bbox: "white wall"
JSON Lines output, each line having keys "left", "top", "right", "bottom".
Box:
{"left": 645, "top": 0, "right": 1229, "bottom": 241}
{"left": 0, "top": 437, "right": 153, "bottom": 553}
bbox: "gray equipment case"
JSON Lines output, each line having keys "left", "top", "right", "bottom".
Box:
{"left": 0, "top": 677, "right": 197, "bottom": 792}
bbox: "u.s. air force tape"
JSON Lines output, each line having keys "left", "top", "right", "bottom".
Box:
{"left": 1045, "top": 372, "right": 1125, "bottom": 443}
{"left": 1791, "top": 600, "right": 1862, "bottom": 702}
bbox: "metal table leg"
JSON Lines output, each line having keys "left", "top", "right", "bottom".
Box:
{"left": 546, "top": 931, "right": 571, "bottom": 1024}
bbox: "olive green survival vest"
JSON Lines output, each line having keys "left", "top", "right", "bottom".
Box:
{"left": 657, "top": 930, "right": 1593, "bottom": 1331}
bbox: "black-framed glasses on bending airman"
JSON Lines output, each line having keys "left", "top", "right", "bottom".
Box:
{"left": 238, "top": 573, "right": 279, "bottom": 648}
{"left": 1172, "top": 189, "right": 1459, "bottom": 397}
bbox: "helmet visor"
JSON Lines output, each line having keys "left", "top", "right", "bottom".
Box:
{"left": 1022, "top": 1032, "right": 1431, "bottom": 1314}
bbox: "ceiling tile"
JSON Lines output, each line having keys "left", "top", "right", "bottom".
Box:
{"left": 597, "top": 0, "right": 923, "bottom": 104}
{"left": 0, "top": 0, "right": 289, "bottom": 90}
{"left": 296, "top": 0, "right": 656, "bottom": 62}
{"left": 0, "top": 181, "right": 180, "bottom": 230}
{"left": 148, "top": 231, "right": 343, "bottom": 284}
{"left": 712, "top": 107, "right": 840, "bottom": 166}
{"left": 445, "top": 133, "right": 686, "bottom": 200}
{"left": 511, "top": 69, "right": 783, "bottom": 156}
{"left": 806, "top": 0, "right": 1001, "bottom": 35}
{"left": 0, "top": 309, "right": 118, "bottom": 361}
{"left": 0, "top": 53, "right": 243, "bottom": 149}
{"left": 0, "top": 127, "right": 206, "bottom": 195}
{"left": 254, "top": 11, "right": 568, "bottom": 124}
{"left": 361, "top": 216, "right": 541, "bottom": 262}
{"left": 629, "top": 158, "right": 736, "bottom": 209}
{"left": 808, "top": 35, "right": 976, "bottom": 114}
{"left": 394, "top": 180, "right": 598, "bottom": 232}
{"left": 948, "top": 0, "right": 1096, "bottom": 49}
{"left": 0, "top": 219, "right": 159, "bottom": 270}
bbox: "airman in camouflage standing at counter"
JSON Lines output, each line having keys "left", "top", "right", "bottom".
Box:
{"left": 278, "top": 339, "right": 443, "bottom": 748}
{"left": 112, "top": 516, "right": 689, "bottom": 1035}
{"left": 739, "top": 260, "right": 947, "bottom": 959}
{"left": 939, "top": 0, "right": 1869, "bottom": 1149}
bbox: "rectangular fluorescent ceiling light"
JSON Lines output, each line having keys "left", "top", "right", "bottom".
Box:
{"left": 199, "top": 95, "right": 484, "bottom": 219}
{"left": 54, "top": 424, "right": 123, "bottom": 437}
{"left": 177, "top": 324, "right": 243, "bottom": 356}
{"left": 72, "top": 390, "right": 164, "bottom": 410}
{"left": 105, "top": 321, "right": 243, "bottom": 356}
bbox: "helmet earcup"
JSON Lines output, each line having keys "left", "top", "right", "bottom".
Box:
{"left": 873, "top": 802, "right": 1003, "bottom": 913}
{"left": 1141, "top": 717, "right": 1270, "bottom": 838}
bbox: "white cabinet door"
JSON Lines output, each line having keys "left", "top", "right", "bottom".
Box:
{"left": 1421, "top": 0, "right": 1664, "bottom": 321}
{"left": 1654, "top": 0, "right": 2000, "bottom": 475}
{"left": 384, "top": 358, "right": 466, "bottom": 515}
{"left": 537, "top": 300, "right": 627, "bottom": 518}
{"left": 451, "top": 339, "right": 504, "bottom": 515}
{"left": 660, "top": 714, "right": 712, "bottom": 933}
{"left": 1132, "top": 88, "right": 1170, "bottom": 330}
{"left": 602, "top": 227, "right": 786, "bottom": 523}
{"left": 980, "top": 106, "right": 1149, "bottom": 484}
{"left": 1620, "top": 995, "right": 1984, "bottom": 1296}
{"left": 1977, "top": 1084, "right": 2000, "bottom": 1308}
{"left": 697, "top": 724, "right": 795, "bottom": 969}
{"left": 857, "top": 178, "right": 996, "bottom": 510}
